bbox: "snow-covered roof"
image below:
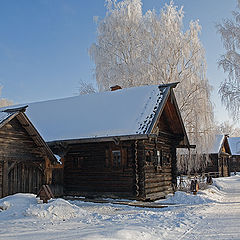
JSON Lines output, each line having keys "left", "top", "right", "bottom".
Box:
{"left": 228, "top": 137, "right": 240, "bottom": 155}
{"left": 210, "top": 135, "right": 225, "bottom": 154}
{"left": 1, "top": 84, "right": 177, "bottom": 142}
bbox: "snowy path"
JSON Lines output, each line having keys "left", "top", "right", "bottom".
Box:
{"left": 1, "top": 176, "right": 240, "bottom": 240}
{"left": 177, "top": 176, "right": 240, "bottom": 240}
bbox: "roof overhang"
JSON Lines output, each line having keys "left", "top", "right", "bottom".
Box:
{"left": 47, "top": 134, "right": 155, "bottom": 147}
{"left": 147, "top": 82, "right": 191, "bottom": 148}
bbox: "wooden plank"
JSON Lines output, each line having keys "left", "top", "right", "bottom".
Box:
{"left": 145, "top": 191, "right": 166, "bottom": 200}
{"left": 3, "top": 160, "right": 8, "bottom": 197}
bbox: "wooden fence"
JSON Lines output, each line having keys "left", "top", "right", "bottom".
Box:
{"left": 177, "top": 172, "right": 219, "bottom": 192}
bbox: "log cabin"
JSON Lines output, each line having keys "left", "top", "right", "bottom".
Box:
{"left": 228, "top": 137, "right": 240, "bottom": 173}
{"left": 0, "top": 106, "right": 57, "bottom": 198}
{"left": 4, "top": 83, "right": 191, "bottom": 200}
{"left": 206, "top": 135, "right": 231, "bottom": 177}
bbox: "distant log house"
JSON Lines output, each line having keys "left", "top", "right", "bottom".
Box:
{"left": 3, "top": 83, "right": 192, "bottom": 201}
{"left": 206, "top": 135, "right": 231, "bottom": 177}
{"left": 228, "top": 137, "right": 240, "bottom": 173}
{"left": 0, "top": 106, "right": 57, "bottom": 198}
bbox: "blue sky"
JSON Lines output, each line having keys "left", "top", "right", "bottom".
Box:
{"left": 0, "top": 0, "right": 238, "bottom": 126}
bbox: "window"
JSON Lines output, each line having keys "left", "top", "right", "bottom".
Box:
{"left": 73, "top": 156, "right": 83, "bottom": 168}
{"left": 112, "top": 150, "right": 121, "bottom": 167}
{"left": 157, "top": 150, "right": 163, "bottom": 166}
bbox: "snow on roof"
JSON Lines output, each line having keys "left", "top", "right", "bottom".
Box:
{"left": 2, "top": 85, "right": 171, "bottom": 142}
{"left": 0, "top": 111, "right": 13, "bottom": 125}
{"left": 228, "top": 137, "right": 240, "bottom": 155}
{"left": 210, "top": 135, "right": 225, "bottom": 154}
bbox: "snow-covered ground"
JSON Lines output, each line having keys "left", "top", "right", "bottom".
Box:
{"left": 1, "top": 175, "right": 240, "bottom": 240}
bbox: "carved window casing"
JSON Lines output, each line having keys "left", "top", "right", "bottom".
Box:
{"left": 112, "top": 150, "right": 121, "bottom": 167}
{"left": 105, "top": 148, "right": 127, "bottom": 169}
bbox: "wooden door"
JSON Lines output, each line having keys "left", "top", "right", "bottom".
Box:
{"left": 8, "top": 162, "right": 44, "bottom": 195}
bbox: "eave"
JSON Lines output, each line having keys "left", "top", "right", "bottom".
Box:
{"left": 47, "top": 134, "right": 155, "bottom": 147}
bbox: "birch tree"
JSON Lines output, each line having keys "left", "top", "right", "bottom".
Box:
{"left": 78, "top": 80, "right": 96, "bottom": 95}
{"left": 216, "top": 121, "right": 240, "bottom": 137}
{"left": 89, "top": 0, "right": 144, "bottom": 91}
{"left": 217, "top": 0, "right": 240, "bottom": 122}
{"left": 90, "top": 0, "right": 215, "bottom": 173}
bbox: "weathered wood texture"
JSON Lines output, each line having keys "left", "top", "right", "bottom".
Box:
{"left": 0, "top": 118, "right": 46, "bottom": 161}
{"left": 8, "top": 162, "right": 43, "bottom": 195}
{"left": 137, "top": 133, "right": 178, "bottom": 200}
{"left": 61, "top": 133, "right": 179, "bottom": 201}
{"left": 229, "top": 156, "right": 240, "bottom": 172}
{"left": 49, "top": 167, "right": 64, "bottom": 197}
{"left": 133, "top": 93, "right": 184, "bottom": 200}
{"left": 206, "top": 154, "right": 230, "bottom": 177}
{"left": 63, "top": 141, "right": 136, "bottom": 198}
{"left": 0, "top": 118, "right": 46, "bottom": 197}
{"left": 218, "top": 157, "right": 230, "bottom": 177}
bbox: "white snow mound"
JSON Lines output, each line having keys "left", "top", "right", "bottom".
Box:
{"left": 160, "top": 191, "right": 214, "bottom": 205}
{"left": 0, "top": 193, "right": 37, "bottom": 220}
{"left": 26, "top": 198, "right": 87, "bottom": 220}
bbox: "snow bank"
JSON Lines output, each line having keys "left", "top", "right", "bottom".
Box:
{"left": 26, "top": 198, "right": 87, "bottom": 220}
{"left": 213, "top": 178, "right": 229, "bottom": 191}
{"left": 159, "top": 191, "right": 214, "bottom": 205}
{"left": 0, "top": 193, "right": 37, "bottom": 220}
{"left": 0, "top": 194, "right": 87, "bottom": 222}
{"left": 1, "top": 177, "right": 238, "bottom": 240}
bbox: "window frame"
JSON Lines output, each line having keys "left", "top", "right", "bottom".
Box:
{"left": 112, "top": 150, "right": 122, "bottom": 168}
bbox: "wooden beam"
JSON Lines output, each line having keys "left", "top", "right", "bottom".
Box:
{"left": 3, "top": 105, "right": 28, "bottom": 113}
{"left": 7, "top": 161, "right": 17, "bottom": 174}
{"left": 29, "top": 135, "right": 37, "bottom": 137}
{"left": 2, "top": 160, "right": 8, "bottom": 197}
{"left": 177, "top": 145, "right": 196, "bottom": 149}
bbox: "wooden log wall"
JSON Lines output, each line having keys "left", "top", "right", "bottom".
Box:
{"left": 0, "top": 118, "right": 45, "bottom": 197}
{"left": 50, "top": 167, "right": 64, "bottom": 197}
{"left": 207, "top": 155, "right": 230, "bottom": 177}
{"left": 219, "top": 157, "right": 230, "bottom": 177}
{"left": 63, "top": 140, "right": 136, "bottom": 198}
{"left": 137, "top": 133, "right": 179, "bottom": 201}
{"left": 229, "top": 156, "right": 240, "bottom": 172}
{"left": 0, "top": 118, "right": 45, "bottom": 161}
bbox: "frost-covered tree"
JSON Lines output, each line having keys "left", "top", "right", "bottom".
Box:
{"left": 217, "top": 0, "right": 240, "bottom": 122}
{"left": 90, "top": 0, "right": 215, "bottom": 173}
{"left": 0, "top": 86, "right": 13, "bottom": 107}
{"left": 89, "top": 0, "right": 144, "bottom": 91}
{"left": 216, "top": 121, "right": 240, "bottom": 137}
{"left": 78, "top": 80, "right": 96, "bottom": 95}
